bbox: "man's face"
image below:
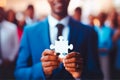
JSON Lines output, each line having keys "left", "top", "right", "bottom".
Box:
{"left": 48, "top": 0, "right": 70, "bottom": 15}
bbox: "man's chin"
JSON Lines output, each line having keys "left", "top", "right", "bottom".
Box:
{"left": 54, "top": 11, "right": 67, "bottom": 16}
{"left": 54, "top": 10, "right": 63, "bottom": 14}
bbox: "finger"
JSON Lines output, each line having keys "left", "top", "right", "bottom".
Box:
{"left": 66, "top": 52, "right": 80, "bottom": 59}
{"left": 64, "top": 62, "right": 83, "bottom": 69}
{"left": 64, "top": 57, "right": 76, "bottom": 63}
{"left": 44, "top": 66, "right": 58, "bottom": 70}
{"left": 64, "top": 63, "right": 76, "bottom": 68}
{"left": 41, "top": 55, "right": 58, "bottom": 61}
{"left": 42, "top": 49, "right": 55, "bottom": 56}
{"left": 43, "top": 66, "right": 58, "bottom": 75}
{"left": 65, "top": 67, "right": 77, "bottom": 72}
{"left": 65, "top": 67, "right": 82, "bottom": 72}
{"left": 66, "top": 52, "right": 76, "bottom": 59}
{"left": 42, "top": 61, "right": 60, "bottom": 67}
{"left": 64, "top": 62, "right": 83, "bottom": 68}
{"left": 64, "top": 57, "right": 83, "bottom": 64}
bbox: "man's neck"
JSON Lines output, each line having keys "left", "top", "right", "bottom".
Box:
{"left": 51, "top": 13, "right": 68, "bottom": 21}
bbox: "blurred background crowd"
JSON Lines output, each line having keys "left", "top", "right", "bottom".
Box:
{"left": 0, "top": 0, "right": 120, "bottom": 80}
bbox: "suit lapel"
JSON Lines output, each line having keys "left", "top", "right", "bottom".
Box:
{"left": 37, "top": 18, "right": 51, "bottom": 49}
{"left": 68, "top": 18, "right": 84, "bottom": 52}
{"left": 68, "top": 18, "right": 79, "bottom": 49}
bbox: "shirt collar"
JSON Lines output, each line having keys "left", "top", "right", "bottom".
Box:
{"left": 48, "top": 15, "right": 70, "bottom": 28}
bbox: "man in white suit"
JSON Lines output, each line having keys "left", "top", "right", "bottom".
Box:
{"left": 0, "top": 7, "right": 19, "bottom": 79}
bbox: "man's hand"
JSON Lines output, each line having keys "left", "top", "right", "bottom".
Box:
{"left": 63, "top": 52, "right": 83, "bottom": 78}
{"left": 41, "top": 49, "right": 60, "bottom": 76}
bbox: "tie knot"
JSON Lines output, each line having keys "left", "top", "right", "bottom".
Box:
{"left": 56, "top": 23, "right": 64, "bottom": 31}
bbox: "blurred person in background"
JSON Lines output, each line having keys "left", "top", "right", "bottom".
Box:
{"left": 6, "top": 9, "right": 17, "bottom": 25}
{"left": 88, "top": 14, "right": 95, "bottom": 27}
{"left": 0, "top": 7, "right": 4, "bottom": 79}
{"left": 14, "top": 0, "right": 103, "bottom": 80}
{"left": 16, "top": 12, "right": 26, "bottom": 42}
{"left": 25, "top": 4, "right": 38, "bottom": 25}
{"left": 111, "top": 14, "right": 120, "bottom": 80}
{"left": 0, "top": 7, "right": 19, "bottom": 79}
{"left": 72, "top": 7, "right": 82, "bottom": 22}
{"left": 105, "top": 9, "right": 118, "bottom": 30}
{"left": 94, "top": 12, "right": 114, "bottom": 80}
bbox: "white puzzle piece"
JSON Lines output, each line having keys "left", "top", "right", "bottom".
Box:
{"left": 50, "top": 36, "right": 73, "bottom": 58}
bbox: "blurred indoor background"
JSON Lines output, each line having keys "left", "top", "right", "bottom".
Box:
{"left": 0, "top": 0, "right": 120, "bottom": 80}
{"left": 0, "top": 0, "right": 120, "bottom": 23}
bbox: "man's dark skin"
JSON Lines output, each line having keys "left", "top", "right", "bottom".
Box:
{"left": 41, "top": 0, "right": 83, "bottom": 78}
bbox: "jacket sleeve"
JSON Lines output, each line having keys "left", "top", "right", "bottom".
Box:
{"left": 84, "top": 28, "right": 103, "bottom": 80}
{"left": 14, "top": 27, "right": 46, "bottom": 80}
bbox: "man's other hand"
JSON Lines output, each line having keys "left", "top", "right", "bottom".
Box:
{"left": 63, "top": 52, "right": 83, "bottom": 78}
